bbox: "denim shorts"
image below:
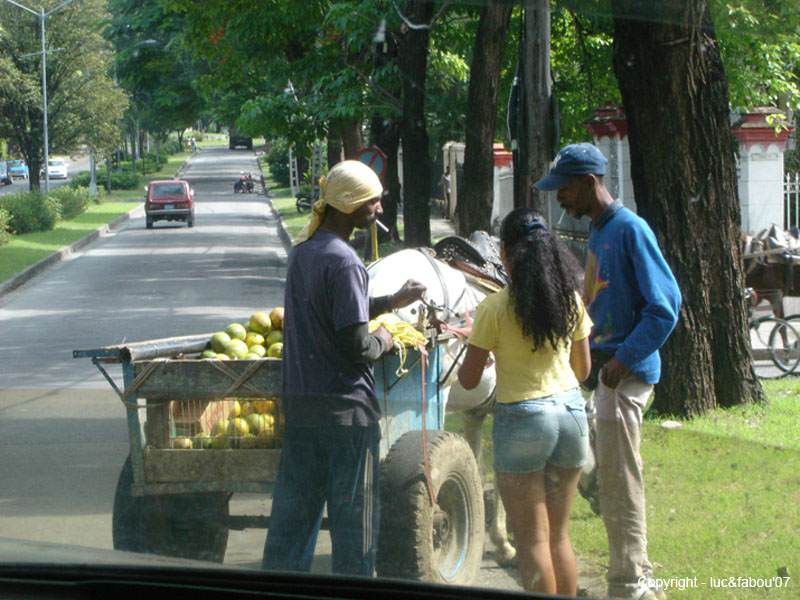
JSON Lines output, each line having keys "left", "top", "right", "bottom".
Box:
{"left": 492, "top": 388, "right": 588, "bottom": 473}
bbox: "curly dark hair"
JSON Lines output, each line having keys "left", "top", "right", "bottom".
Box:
{"left": 501, "top": 207, "right": 582, "bottom": 351}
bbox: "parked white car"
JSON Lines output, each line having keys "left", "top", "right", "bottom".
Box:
{"left": 43, "top": 158, "right": 69, "bottom": 179}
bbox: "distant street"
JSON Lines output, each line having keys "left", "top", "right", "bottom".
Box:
{"left": 0, "top": 147, "right": 598, "bottom": 593}
{"left": 0, "top": 155, "right": 91, "bottom": 196}
{"left": 0, "top": 147, "right": 286, "bottom": 556}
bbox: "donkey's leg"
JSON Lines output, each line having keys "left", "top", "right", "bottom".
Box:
{"left": 490, "top": 477, "right": 517, "bottom": 565}
{"left": 462, "top": 410, "right": 485, "bottom": 474}
{"left": 463, "top": 410, "right": 516, "bottom": 565}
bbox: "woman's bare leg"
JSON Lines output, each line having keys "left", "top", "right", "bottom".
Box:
{"left": 496, "top": 470, "right": 555, "bottom": 594}
{"left": 544, "top": 464, "right": 583, "bottom": 596}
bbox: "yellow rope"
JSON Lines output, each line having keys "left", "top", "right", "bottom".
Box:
{"left": 368, "top": 313, "right": 427, "bottom": 376}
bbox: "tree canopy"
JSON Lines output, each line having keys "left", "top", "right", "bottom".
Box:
{"left": 0, "top": 0, "right": 126, "bottom": 189}
{"left": 108, "top": 0, "right": 207, "bottom": 142}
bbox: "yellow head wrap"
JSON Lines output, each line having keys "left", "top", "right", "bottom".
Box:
{"left": 293, "top": 160, "right": 383, "bottom": 245}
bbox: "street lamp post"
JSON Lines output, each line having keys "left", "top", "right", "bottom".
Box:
{"left": 4, "top": 0, "right": 80, "bottom": 194}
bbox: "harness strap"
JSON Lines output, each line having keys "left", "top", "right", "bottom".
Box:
{"left": 420, "top": 351, "right": 437, "bottom": 505}
{"left": 416, "top": 248, "right": 451, "bottom": 322}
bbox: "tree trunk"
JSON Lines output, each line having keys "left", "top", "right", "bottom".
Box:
{"left": 611, "top": 0, "right": 762, "bottom": 416}
{"left": 28, "top": 157, "right": 42, "bottom": 192}
{"left": 338, "top": 119, "right": 364, "bottom": 159}
{"left": 398, "top": 0, "right": 435, "bottom": 248}
{"left": 515, "top": 0, "right": 555, "bottom": 213}
{"left": 371, "top": 115, "right": 402, "bottom": 242}
{"left": 456, "top": 2, "right": 513, "bottom": 237}
{"left": 327, "top": 135, "right": 342, "bottom": 169}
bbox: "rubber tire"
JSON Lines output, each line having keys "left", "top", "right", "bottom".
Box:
{"left": 187, "top": 214, "right": 194, "bottom": 228}
{"left": 376, "top": 430, "right": 484, "bottom": 585}
{"left": 112, "top": 455, "right": 229, "bottom": 562}
{"left": 146, "top": 216, "right": 153, "bottom": 229}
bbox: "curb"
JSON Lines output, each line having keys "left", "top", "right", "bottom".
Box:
{"left": 0, "top": 203, "right": 144, "bottom": 299}
{"left": 0, "top": 153, "right": 197, "bottom": 300}
{"left": 265, "top": 194, "right": 293, "bottom": 254}
{"left": 253, "top": 154, "right": 293, "bottom": 254}
{"left": 0, "top": 152, "right": 278, "bottom": 301}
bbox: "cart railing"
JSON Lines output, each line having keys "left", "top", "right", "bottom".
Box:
{"left": 75, "top": 332, "right": 444, "bottom": 497}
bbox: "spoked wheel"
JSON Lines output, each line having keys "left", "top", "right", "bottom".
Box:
{"left": 296, "top": 196, "right": 312, "bottom": 213}
{"left": 749, "top": 316, "right": 800, "bottom": 378}
{"left": 377, "top": 431, "right": 484, "bottom": 585}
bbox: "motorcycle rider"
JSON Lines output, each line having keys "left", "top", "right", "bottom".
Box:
{"left": 234, "top": 172, "right": 254, "bottom": 193}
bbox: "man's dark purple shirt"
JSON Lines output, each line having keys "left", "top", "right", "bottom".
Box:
{"left": 281, "top": 230, "right": 380, "bottom": 427}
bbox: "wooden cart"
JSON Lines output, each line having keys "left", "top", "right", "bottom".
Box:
{"left": 74, "top": 331, "right": 485, "bottom": 585}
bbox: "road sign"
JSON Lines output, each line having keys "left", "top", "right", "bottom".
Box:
{"left": 356, "top": 146, "right": 387, "bottom": 179}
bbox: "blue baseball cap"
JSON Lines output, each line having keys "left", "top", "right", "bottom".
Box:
{"left": 533, "top": 143, "right": 608, "bottom": 191}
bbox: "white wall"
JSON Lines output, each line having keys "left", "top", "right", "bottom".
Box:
{"left": 492, "top": 167, "right": 514, "bottom": 234}
{"left": 738, "top": 142, "right": 785, "bottom": 235}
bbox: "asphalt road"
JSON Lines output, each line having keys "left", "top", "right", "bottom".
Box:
{"left": 0, "top": 147, "right": 604, "bottom": 597}
{"left": 0, "top": 155, "right": 91, "bottom": 195}
{"left": 0, "top": 147, "right": 286, "bottom": 549}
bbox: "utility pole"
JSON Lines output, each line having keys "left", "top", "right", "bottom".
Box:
{"left": 4, "top": 0, "right": 80, "bottom": 194}
{"left": 509, "top": 1, "right": 557, "bottom": 215}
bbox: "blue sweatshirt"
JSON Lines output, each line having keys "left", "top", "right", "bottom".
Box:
{"left": 584, "top": 201, "right": 681, "bottom": 384}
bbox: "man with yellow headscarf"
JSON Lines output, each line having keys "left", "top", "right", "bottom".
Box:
{"left": 262, "top": 160, "right": 425, "bottom": 576}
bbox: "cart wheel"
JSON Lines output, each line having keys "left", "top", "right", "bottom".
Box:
{"left": 112, "top": 455, "right": 230, "bottom": 562}
{"left": 376, "top": 430, "right": 484, "bottom": 585}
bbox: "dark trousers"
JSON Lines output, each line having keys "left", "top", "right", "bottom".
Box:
{"left": 262, "top": 424, "right": 381, "bottom": 576}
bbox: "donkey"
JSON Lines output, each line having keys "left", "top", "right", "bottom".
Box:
{"left": 366, "top": 236, "right": 516, "bottom": 564}
{"left": 743, "top": 227, "right": 800, "bottom": 318}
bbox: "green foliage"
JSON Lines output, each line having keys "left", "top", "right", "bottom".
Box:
{"left": 161, "top": 139, "right": 183, "bottom": 155}
{"left": 0, "top": 207, "right": 10, "bottom": 246}
{"left": 785, "top": 147, "right": 800, "bottom": 174}
{"left": 108, "top": 0, "right": 207, "bottom": 139}
{"left": 0, "top": 191, "right": 58, "bottom": 234}
{"left": 107, "top": 171, "right": 140, "bottom": 190}
{"left": 266, "top": 139, "right": 291, "bottom": 188}
{"left": 0, "top": 0, "right": 127, "bottom": 188}
{"left": 551, "top": 5, "right": 619, "bottom": 145}
{"left": 69, "top": 171, "right": 96, "bottom": 189}
{"left": 712, "top": 0, "right": 800, "bottom": 113}
{"left": 70, "top": 169, "right": 139, "bottom": 190}
{"left": 49, "top": 186, "right": 92, "bottom": 221}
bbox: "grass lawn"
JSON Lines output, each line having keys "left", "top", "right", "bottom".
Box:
{"left": 0, "top": 152, "right": 191, "bottom": 283}
{"left": 445, "top": 381, "right": 800, "bottom": 599}
{"left": 0, "top": 201, "right": 140, "bottom": 281}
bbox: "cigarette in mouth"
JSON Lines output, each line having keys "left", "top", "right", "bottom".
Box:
{"left": 376, "top": 220, "right": 389, "bottom": 232}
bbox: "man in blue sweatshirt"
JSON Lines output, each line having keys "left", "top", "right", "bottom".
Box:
{"left": 535, "top": 143, "right": 681, "bottom": 600}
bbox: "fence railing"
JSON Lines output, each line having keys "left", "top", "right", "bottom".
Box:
{"left": 785, "top": 172, "right": 800, "bottom": 230}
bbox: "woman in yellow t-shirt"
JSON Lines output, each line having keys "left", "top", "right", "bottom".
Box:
{"left": 458, "top": 208, "right": 592, "bottom": 596}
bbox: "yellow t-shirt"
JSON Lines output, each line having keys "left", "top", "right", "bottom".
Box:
{"left": 468, "top": 288, "right": 592, "bottom": 404}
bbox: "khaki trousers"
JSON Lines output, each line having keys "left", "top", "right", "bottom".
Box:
{"left": 593, "top": 375, "right": 654, "bottom": 598}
